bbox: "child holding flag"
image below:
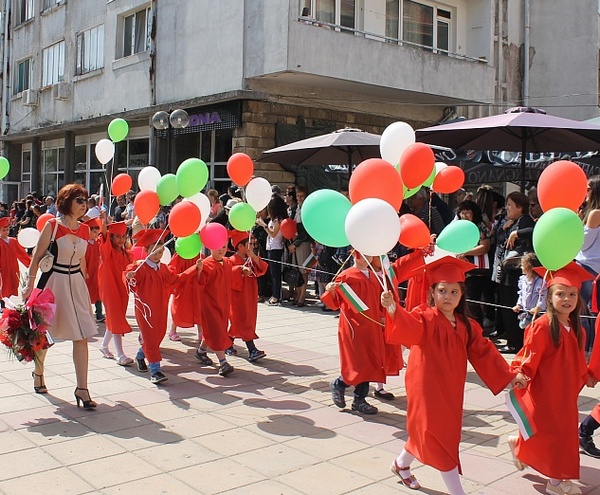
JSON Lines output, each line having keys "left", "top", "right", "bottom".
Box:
{"left": 508, "top": 262, "right": 595, "bottom": 495}
{"left": 381, "top": 256, "right": 525, "bottom": 494}
{"left": 322, "top": 249, "right": 387, "bottom": 415}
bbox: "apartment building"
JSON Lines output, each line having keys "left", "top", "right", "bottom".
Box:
{"left": 0, "top": 0, "right": 597, "bottom": 203}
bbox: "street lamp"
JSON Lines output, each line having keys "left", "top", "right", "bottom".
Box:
{"left": 151, "top": 109, "right": 190, "bottom": 173}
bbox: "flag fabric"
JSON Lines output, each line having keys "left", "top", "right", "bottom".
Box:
{"left": 338, "top": 282, "right": 369, "bottom": 313}
{"left": 380, "top": 254, "right": 396, "bottom": 285}
{"left": 302, "top": 252, "right": 317, "bottom": 269}
{"left": 505, "top": 388, "right": 536, "bottom": 440}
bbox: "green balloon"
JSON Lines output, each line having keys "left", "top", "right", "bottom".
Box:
{"left": 229, "top": 202, "right": 256, "bottom": 231}
{"left": 403, "top": 184, "right": 421, "bottom": 199}
{"left": 175, "top": 233, "right": 202, "bottom": 259}
{"left": 436, "top": 219, "right": 480, "bottom": 253}
{"left": 108, "top": 118, "right": 129, "bottom": 143}
{"left": 176, "top": 158, "right": 208, "bottom": 198}
{"left": 0, "top": 156, "right": 10, "bottom": 180}
{"left": 421, "top": 166, "right": 437, "bottom": 187}
{"left": 533, "top": 207, "right": 584, "bottom": 270}
{"left": 156, "top": 174, "right": 178, "bottom": 206}
{"left": 303, "top": 189, "right": 351, "bottom": 247}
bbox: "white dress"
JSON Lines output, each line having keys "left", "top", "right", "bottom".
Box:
{"left": 37, "top": 220, "right": 97, "bottom": 341}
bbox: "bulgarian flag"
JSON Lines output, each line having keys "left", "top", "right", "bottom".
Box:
{"left": 505, "top": 388, "right": 537, "bottom": 440}
{"left": 302, "top": 252, "right": 318, "bottom": 270}
{"left": 380, "top": 254, "right": 396, "bottom": 285}
{"left": 338, "top": 282, "right": 369, "bottom": 313}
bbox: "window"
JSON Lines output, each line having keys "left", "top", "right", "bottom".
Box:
{"left": 41, "top": 0, "right": 65, "bottom": 10}
{"left": 22, "top": 150, "right": 31, "bottom": 196}
{"left": 42, "top": 41, "right": 65, "bottom": 87}
{"left": 76, "top": 25, "right": 104, "bottom": 75}
{"left": 14, "top": 58, "right": 32, "bottom": 94}
{"left": 402, "top": 0, "right": 452, "bottom": 52}
{"left": 122, "top": 8, "right": 151, "bottom": 58}
{"left": 15, "top": 0, "right": 34, "bottom": 24}
{"left": 386, "top": 0, "right": 400, "bottom": 39}
{"left": 42, "top": 148, "right": 65, "bottom": 197}
{"left": 314, "top": 0, "right": 355, "bottom": 31}
{"left": 115, "top": 138, "right": 150, "bottom": 186}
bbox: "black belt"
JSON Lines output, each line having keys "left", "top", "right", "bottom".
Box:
{"left": 52, "top": 263, "right": 81, "bottom": 275}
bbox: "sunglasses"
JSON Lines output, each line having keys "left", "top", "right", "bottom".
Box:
{"left": 74, "top": 197, "right": 88, "bottom": 204}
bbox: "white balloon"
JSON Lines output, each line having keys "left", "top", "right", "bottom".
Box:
{"left": 95, "top": 139, "right": 115, "bottom": 165}
{"left": 160, "top": 247, "right": 172, "bottom": 265}
{"left": 184, "top": 193, "right": 211, "bottom": 231}
{"left": 245, "top": 177, "right": 272, "bottom": 211}
{"left": 380, "top": 122, "right": 415, "bottom": 165}
{"left": 17, "top": 227, "right": 40, "bottom": 248}
{"left": 435, "top": 162, "right": 448, "bottom": 174}
{"left": 345, "top": 198, "right": 400, "bottom": 256}
{"left": 138, "top": 166, "right": 162, "bottom": 192}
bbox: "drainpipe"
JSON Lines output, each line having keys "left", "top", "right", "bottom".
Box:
{"left": 1, "top": 0, "right": 11, "bottom": 142}
{"left": 148, "top": 0, "right": 157, "bottom": 166}
{"left": 523, "top": 0, "right": 530, "bottom": 106}
{"left": 496, "top": 0, "right": 504, "bottom": 113}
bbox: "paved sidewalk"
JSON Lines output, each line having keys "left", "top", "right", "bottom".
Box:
{"left": 1, "top": 297, "right": 600, "bottom": 494}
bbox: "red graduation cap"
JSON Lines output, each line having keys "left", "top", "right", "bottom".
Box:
{"left": 84, "top": 218, "right": 101, "bottom": 229}
{"left": 229, "top": 230, "right": 250, "bottom": 248}
{"left": 107, "top": 221, "right": 127, "bottom": 236}
{"left": 0, "top": 217, "right": 10, "bottom": 228}
{"left": 533, "top": 261, "right": 594, "bottom": 289}
{"left": 133, "top": 229, "right": 170, "bottom": 248}
{"left": 412, "top": 255, "right": 476, "bottom": 285}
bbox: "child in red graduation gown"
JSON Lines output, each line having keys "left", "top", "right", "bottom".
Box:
{"left": 195, "top": 243, "right": 235, "bottom": 377}
{"left": 83, "top": 218, "right": 104, "bottom": 323}
{"left": 579, "top": 317, "right": 600, "bottom": 458}
{"left": 167, "top": 252, "right": 203, "bottom": 342}
{"left": 381, "top": 256, "right": 525, "bottom": 495}
{"left": 98, "top": 221, "right": 134, "bottom": 366}
{"left": 509, "top": 262, "right": 595, "bottom": 495}
{"left": 227, "top": 230, "right": 268, "bottom": 362}
{"left": 125, "top": 229, "right": 201, "bottom": 384}
{"left": 0, "top": 216, "right": 30, "bottom": 304}
{"left": 322, "top": 249, "right": 387, "bottom": 415}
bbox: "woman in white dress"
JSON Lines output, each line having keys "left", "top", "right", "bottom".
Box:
{"left": 22, "top": 184, "right": 98, "bottom": 409}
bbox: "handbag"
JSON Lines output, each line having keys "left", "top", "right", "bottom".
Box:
{"left": 501, "top": 250, "right": 523, "bottom": 270}
{"left": 39, "top": 220, "right": 59, "bottom": 273}
{"left": 283, "top": 251, "right": 303, "bottom": 288}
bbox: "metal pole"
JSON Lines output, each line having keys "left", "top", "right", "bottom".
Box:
{"left": 520, "top": 138, "right": 526, "bottom": 193}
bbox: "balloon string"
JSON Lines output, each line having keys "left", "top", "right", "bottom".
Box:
{"left": 363, "top": 255, "right": 386, "bottom": 292}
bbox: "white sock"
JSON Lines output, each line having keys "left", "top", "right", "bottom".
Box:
{"left": 101, "top": 330, "right": 113, "bottom": 349}
{"left": 396, "top": 448, "right": 415, "bottom": 476}
{"left": 113, "top": 334, "right": 125, "bottom": 358}
{"left": 440, "top": 467, "right": 466, "bottom": 495}
{"left": 549, "top": 478, "right": 561, "bottom": 486}
{"left": 376, "top": 382, "right": 385, "bottom": 391}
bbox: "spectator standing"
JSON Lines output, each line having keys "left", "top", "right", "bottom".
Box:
{"left": 45, "top": 196, "right": 57, "bottom": 216}
{"left": 258, "top": 195, "right": 287, "bottom": 305}
{"left": 405, "top": 188, "right": 445, "bottom": 236}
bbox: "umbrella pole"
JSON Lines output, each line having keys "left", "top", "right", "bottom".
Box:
{"left": 520, "top": 139, "right": 527, "bottom": 193}
{"left": 347, "top": 149, "right": 353, "bottom": 183}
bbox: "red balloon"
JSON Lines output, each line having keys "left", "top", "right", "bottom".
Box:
{"left": 131, "top": 245, "right": 145, "bottom": 261}
{"left": 227, "top": 153, "right": 254, "bottom": 186}
{"left": 280, "top": 219, "right": 297, "bottom": 240}
{"left": 537, "top": 160, "right": 587, "bottom": 212}
{"left": 134, "top": 190, "right": 160, "bottom": 225}
{"left": 432, "top": 166, "right": 465, "bottom": 194}
{"left": 200, "top": 223, "right": 229, "bottom": 250}
{"left": 168, "top": 201, "right": 201, "bottom": 238}
{"left": 399, "top": 214, "right": 431, "bottom": 248}
{"left": 349, "top": 158, "right": 404, "bottom": 212}
{"left": 399, "top": 143, "right": 435, "bottom": 188}
{"left": 36, "top": 213, "right": 54, "bottom": 232}
{"left": 112, "top": 173, "right": 132, "bottom": 196}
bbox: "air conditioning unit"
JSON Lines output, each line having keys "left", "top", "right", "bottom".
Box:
{"left": 22, "top": 89, "right": 38, "bottom": 106}
{"left": 52, "top": 81, "right": 70, "bottom": 101}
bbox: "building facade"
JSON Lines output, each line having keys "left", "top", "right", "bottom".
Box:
{"left": 0, "top": 0, "right": 598, "bottom": 205}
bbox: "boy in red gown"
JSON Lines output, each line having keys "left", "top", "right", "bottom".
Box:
{"left": 83, "top": 218, "right": 104, "bottom": 323}
{"left": 125, "top": 229, "right": 201, "bottom": 384}
{"left": 227, "top": 230, "right": 268, "bottom": 362}
{"left": 167, "top": 252, "right": 203, "bottom": 342}
{"left": 0, "top": 216, "right": 30, "bottom": 306}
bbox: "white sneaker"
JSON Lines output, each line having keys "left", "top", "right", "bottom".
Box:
{"left": 546, "top": 481, "right": 582, "bottom": 495}
{"left": 117, "top": 356, "right": 134, "bottom": 366}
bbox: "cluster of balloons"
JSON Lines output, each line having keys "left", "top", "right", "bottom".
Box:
{"left": 95, "top": 118, "right": 130, "bottom": 165}
{"left": 300, "top": 121, "right": 469, "bottom": 256}
{"left": 532, "top": 160, "right": 587, "bottom": 270}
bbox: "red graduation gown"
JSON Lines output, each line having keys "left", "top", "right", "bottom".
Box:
{"left": 125, "top": 261, "right": 197, "bottom": 362}
{"left": 98, "top": 236, "right": 133, "bottom": 335}
{"left": 228, "top": 253, "right": 268, "bottom": 341}
{"left": 84, "top": 239, "right": 100, "bottom": 303}
{"left": 168, "top": 253, "right": 203, "bottom": 328}
{"left": 510, "top": 315, "right": 588, "bottom": 480}
{"left": 387, "top": 305, "right": 514, "bottom": 472}
{"left": 321, "top": 267, "right": 387, "bottom": 386}
{"left": 198, "top": 256, "right": 234, "bottom": 352}
{"left": 588, "top": 318, "right": 600, "bottom": 423}
{"left": 0, "top": 237, "right": 30, "bottom": 297}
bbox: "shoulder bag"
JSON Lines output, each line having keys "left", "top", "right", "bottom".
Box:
{"left": 39, "top": 220, "right": 59, "bottom": 273}
{"left": 283, "top": 251, "right": 304, "bottom": 288}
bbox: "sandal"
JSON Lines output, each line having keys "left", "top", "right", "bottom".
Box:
{"left": 32, "top": 372, "right": 48, "bottom": 394}
{"left": 168, "top": 333, "right": 181, "bottom": 342}
{"left": 266, "top": 298, "right": 279, "bottom": 305}
{"left": 390, "top": 459, "right": 420, "bottom": 490}
{"left": 545, "top": 480, "right": 582, "bottom": 495}
{"left": 508, "top": 435, "right": 527, "bottom": 471}
{"left": 99, "top": 347, "right": 114, "bottom": 359}
{"left": 117, "top": 356, "right": 134, "bottom": 367}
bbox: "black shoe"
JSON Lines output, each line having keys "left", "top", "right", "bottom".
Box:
{"left": 74, "top": 387, "right": 97, "bottom": 410}
{"left": 374, "top": 389, "right": 395, "bottom": 400}
{"left": 150, "top": 371, "right": 168, "bottom": 384}
{"left": 136, "top": 357, "right": 148, "bottom": 372}
{"left": 225, "top": 346, "right": 238, "bottom": 356}
{"left": 218, "top": 362, "right": 234, "bottom": 376}
{"left": 351, "top": 399, "right": 378, "bottom": 414}
{"left": 498, "top": 345, "right": 517, "bottom": 354}
{"left": 194, "top": 350, "right": 214, "bottom": 366}
{"left": 580, "top": 435, "right": 600, "bottom": 458}
{"left": 95, "top": 315, "right": 106, "bottom": 323}
{"left": 330, "top": 379, "right": 346, "bottom": 409}
{"left": 248, "top": 349, "right": 266, "bottom": 362}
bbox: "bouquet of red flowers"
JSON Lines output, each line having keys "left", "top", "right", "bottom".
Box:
{"left": 0, "top": 288, "right": 56, "bottom": 362}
